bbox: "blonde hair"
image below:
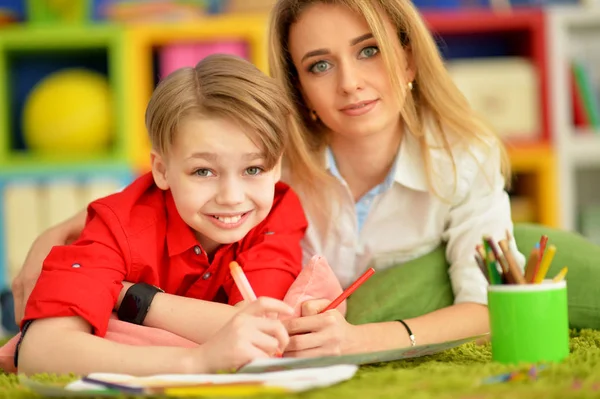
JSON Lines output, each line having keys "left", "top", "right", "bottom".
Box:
{"left": 269, "top": 0, "right": 511, "bottom": 196}
{"left": 145, "top": 53, "right": 331, "bottom": 226}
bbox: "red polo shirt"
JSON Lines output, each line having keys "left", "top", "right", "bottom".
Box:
{"left": 23, "top": 173, "right": 307, "bottom": 337}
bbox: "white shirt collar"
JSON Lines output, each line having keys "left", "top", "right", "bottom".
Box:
{"left": 323, "top": 132, "right": 429, "bottom": 193}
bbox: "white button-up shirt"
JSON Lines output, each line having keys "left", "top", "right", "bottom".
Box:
{"left": 301, "top": 131, "right": 525, "bottom": 305}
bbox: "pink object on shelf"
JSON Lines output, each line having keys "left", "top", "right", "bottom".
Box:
{"left": 159, "top": 42, "right": 249, "bottom": 78}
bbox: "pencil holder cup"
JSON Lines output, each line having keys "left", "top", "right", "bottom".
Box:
{"left": 487, "top": 280, "right": 569, "bottom": 365}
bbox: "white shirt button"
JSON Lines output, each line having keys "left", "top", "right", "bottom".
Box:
{"left": 194, "top": 246, "right": 201, "bottom": 255}
{"left": 72, "top": 263, "right": 81, "bottom": 268}
{"left": 202, "top": 272, "right": 212, "bottom": 280}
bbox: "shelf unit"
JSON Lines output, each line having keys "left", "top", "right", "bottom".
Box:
{"left": 547, "top": 6, "right": 600, "bottom": 236}
{"left": 424, "top": 9, "right": 558, "bottom": 227}
{"left": 122, "top": 14, "right": 269, "bottom": 171}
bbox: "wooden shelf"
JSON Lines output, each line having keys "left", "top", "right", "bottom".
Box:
{"left": 508, "top": 143, "right": 558, "bottom": 227}
{"left": 423, "top": 8, "right": 543, "bottom": 33}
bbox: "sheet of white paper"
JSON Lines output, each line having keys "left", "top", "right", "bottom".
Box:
{"left": 239, "top": 334, "right": 485, "bottom": 373}
{"left": 20, "top": 365, "right": 358, "bottom": 397}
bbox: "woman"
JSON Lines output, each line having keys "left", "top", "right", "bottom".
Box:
{"left": 12, "top": 0, "right": 523, "bottom": 358}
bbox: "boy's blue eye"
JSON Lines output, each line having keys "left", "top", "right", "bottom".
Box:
{"left": 245, "top": 167, "right": 263, "bottom": 176}
{"left": 309, "top": 61, "right": 330, "bottom": 74}
{"left": 195, "top": 169, "right": 214, "bottom": 177}
{"left": 359, "top": 46, "right": 379, "bottom": 58}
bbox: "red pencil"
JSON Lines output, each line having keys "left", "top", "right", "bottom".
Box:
{"left": 320, "top": 268, "right": 375, "bottom": 314}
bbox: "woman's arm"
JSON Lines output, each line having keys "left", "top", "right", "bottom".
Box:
{"left": 12, "top": 209, "right": 87, "bottom": 324}
{"left": 19, "top": 298, "right": 292, "bottom": 376}
{"left": 283, "top": 300, "right": 487, "bottom": 357}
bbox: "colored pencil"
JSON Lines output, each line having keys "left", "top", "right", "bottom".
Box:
{"left": 552, "top": 266, "right": 568, "bottom": 282}
{"left": 229, "top": 261, "right": 257, "bottom": 302}
{"left": 320, "top": 268, "right": 375, "bottom": 313}
{"left": 498, "top": 239, "right": 526, "bottom": 284}
{"left": 533, "top": 245, "right": 557, "bottom": 283}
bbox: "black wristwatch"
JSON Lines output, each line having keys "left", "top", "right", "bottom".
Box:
{"left": 117, "top": 283, "right": 164, "bottom": 325}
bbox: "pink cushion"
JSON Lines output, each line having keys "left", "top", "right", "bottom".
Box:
{"left": 281, "top": 255, "right": 346, "bottom": 319}
{"left": 0, "top": 255, "right": 344, "bottom": 373}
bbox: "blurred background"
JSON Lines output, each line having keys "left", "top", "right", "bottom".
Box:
{"left": 0, "top": 0, "right": 599, "bottom": 333}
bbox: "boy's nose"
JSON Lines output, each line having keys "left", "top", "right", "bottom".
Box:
{"left": 215, "top": 178, "right": 245, "bottom": 205}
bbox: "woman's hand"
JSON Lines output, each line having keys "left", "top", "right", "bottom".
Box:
{"left": 282, "top": 299, "right": 360, "bottom": 358}
{"left": 195, "top": 297, "right": 293, "bottom": 373}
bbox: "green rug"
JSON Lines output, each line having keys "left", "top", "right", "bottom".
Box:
{"left": 2, "top": 329, "right": 599, "bottom": 398}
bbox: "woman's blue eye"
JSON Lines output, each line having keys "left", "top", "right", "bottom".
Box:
{"left": 310, "top": 61, "right": 330, "bottom": 74}
{"left": 245, "top": 167, "right": 263, "bottom": 176}
{"left": 195, "top": 169, "right": 213, "bottom": 177}
{"left": 360, "top": 46, "right": 379, "bottom": 58}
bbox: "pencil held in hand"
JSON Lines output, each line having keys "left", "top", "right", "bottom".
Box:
{"left": 320, "top": 267, "right": 375, "bottom": 314}
{"left": 229, "top": 261, "right": 257, "bottom": 302}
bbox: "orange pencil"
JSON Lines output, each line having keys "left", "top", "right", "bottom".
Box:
{"left": 320, "top": 268, "right": 375, "bottom": 313}
{"left": 229, "top": 261, "right": 282, "bottom": 357}
{"left": 229, "top": 261, "right": 257, "bottom": 302}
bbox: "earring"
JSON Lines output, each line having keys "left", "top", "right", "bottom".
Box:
{"left": 310, "top": 109, "right": 318, "bottom": 121}
{"left": 407, "top": 81, "right": 414, "bottom": 91}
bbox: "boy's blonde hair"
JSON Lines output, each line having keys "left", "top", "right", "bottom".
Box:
{"left": 269, "top": 0, "right": 511, "bottom": 195}
{"left": 145, "top": 54, "right": 331, "bottom": 225}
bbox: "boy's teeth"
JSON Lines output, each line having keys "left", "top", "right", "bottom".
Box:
{"left": 214, "top": 215, "right": 242, "bottom": 224}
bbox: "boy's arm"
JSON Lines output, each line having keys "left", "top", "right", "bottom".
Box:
{"left": 116, "top": 284, "right": 238, "bottom": 344}
{"left": 226, "top": 185, "right": 308, "bottom": 304}
{"left": 18, "top": 316, "right": 200, "bottom": 376}
{"left": 19, "top": 298, "right": 293, "bottom": 376}
{"left": 12, "top": 209, "right": 87, "bottom": 324}
{"left": 22, "top": 201, "right": 133, "bottom": 338}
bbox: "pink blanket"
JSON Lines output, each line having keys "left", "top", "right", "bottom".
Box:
{"left": 0, "top": 255, "right": 345, "bottom": 373}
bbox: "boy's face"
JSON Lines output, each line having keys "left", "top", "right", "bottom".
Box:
{"left": 151, "top": 116, "right": 282, "bottom": 255}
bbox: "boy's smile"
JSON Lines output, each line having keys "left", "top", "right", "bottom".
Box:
{"left": 152, "top": 116, "right": 282, "bottom": 255}
{"left": 206, "top": 211, "right": 253, "bottom": 229}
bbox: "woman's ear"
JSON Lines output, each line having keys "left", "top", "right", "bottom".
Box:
{"left": 151, "top": 150, "right": 169, "bottom": 190}
{"left": 403, "top": 45, "right": 416, "bottom": 84}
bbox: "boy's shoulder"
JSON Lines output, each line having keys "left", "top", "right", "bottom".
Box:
{"left": 262, "top": 181, "right": 307, "bottom": 229}
{"left": 86, "top": 172, "right": 166, "bottom": 233}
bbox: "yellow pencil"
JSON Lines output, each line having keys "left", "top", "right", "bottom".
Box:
{"left": 162, "top": 385, "right": 287, "bottom": 397}
{"left": 552, "top": 266, "right": 568, "bottom": 283}
{"left": 533, "top": 245, "right": 556, "bottom": 283}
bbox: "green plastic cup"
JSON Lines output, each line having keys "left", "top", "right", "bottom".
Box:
{"left": 488, "top": 280, "right": 569, "bottom": 365}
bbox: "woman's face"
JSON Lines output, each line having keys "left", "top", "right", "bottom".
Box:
{"left": 288, "top": 3, "right": 415, "bottom": 141}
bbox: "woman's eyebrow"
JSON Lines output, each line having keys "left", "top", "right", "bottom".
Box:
{"left": 301, "top": 33, "right": 374, "bottom": 63}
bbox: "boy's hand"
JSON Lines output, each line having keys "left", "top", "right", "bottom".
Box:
{"left": 195, "top": 297, "right": 293, "bottom": 373}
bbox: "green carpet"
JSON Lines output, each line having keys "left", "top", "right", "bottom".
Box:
{"left": 2, "top": 329, "right": 600, "bottom": 398}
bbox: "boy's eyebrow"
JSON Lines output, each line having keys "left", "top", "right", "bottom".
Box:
{"left": 188, "top": 152, "right": 217, "bottom": 161}
{"left": 301, "top": 33, "right": 374, "bottom": 63}
{"left": 186, "top": 152, "right": 264, "bottom": 161}
{"left": 243, "top": 152, "right": 265, "bottom": 161}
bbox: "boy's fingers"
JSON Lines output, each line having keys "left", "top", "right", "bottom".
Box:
{"left": 245, "top": 297, "right": 293, "bottom": 317}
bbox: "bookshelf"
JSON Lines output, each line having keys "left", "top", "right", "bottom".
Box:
{"left": 547, "top": 6, "right": 600, "bottom": 240}
{"left": 424, "top": 9, "right": 558, "bottom": 227}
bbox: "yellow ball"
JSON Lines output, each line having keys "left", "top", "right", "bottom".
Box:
{"left": 22, "top": 69, "right": 114, "bottom": 155}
